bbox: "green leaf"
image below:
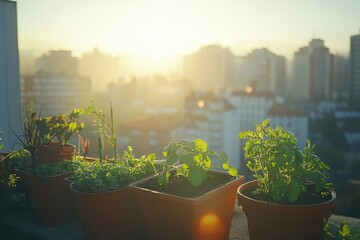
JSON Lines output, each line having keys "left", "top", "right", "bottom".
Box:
{"left": 180, "top": 153, "right": 195, "bottom": 167}
{"left": 340, "top": 223, "right": 351, "bottom": 237}
{"left": 86, "top": 105, "right": 93, "bottom": 115}
{"left": 188, "top": 165, "right": 207, "bottom": 187}
{"left": 162, "top": 150, "right": 168, "bottom": 157}
{"left": 217, "top": 151, "right": 228, "bottom": 163}
{"left": 228, "top": 165, "right": 238, "bottom": 176}
{"left": 69, "top": 122, "right": 77, "bottom": 132}
{"left": 288, "top": 180, "right": 301, "bottom": 202}
{"left": 158, "top": 169, "right": 171, "bottom": 187}
{"left": 167, "top": 153, "right": 179, "bottom": 165}
{"left": 194, "top": 138, "right": 207, "bottom": 152}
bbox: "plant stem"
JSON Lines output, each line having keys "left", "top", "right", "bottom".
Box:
{"left": 110, "top": 102, "right": 117, "bottom": 161}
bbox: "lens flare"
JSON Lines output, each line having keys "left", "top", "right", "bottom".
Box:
{"left": 197, "top": 213, "right": 223, "bottom": 239}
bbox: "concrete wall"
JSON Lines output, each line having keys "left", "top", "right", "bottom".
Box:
{"left": 0, "top": 0, "right": 22, "bottom": 151}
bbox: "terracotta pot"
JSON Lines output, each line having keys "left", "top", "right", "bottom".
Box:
{"left": 38, "top": 142, "right": 76, "bottom": 164}
{"left": 15, "top": 169, "right": 74, "bottom": 226}
{"left": 70, "top": 185, "right": 138, "bottom": 240}
{"left": 130, "top": 171, "right": 244, "bottom": 240}
{"left": 237, "top": 180, "right": 336, "bottom": 240}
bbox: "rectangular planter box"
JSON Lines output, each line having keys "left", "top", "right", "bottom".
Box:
{"left": 130, "top": 171, "right": 244, "bottom": 240}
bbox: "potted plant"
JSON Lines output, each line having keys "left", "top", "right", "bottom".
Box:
{"left": 0, "top": 149, "right": 32, "bottom": 214}
{"left": 15, "top": 160, "right": 78, "bottom": 226}
{"left": 12, "top": 103, "right": 53, "bottom": 167}
{"left": 13, "top": 105, "right": 80, "bottom": 226}
{"left": 70, "top": 100, "right": 162, "bottom": 240}
{"left": 70, "top": 147, "right": 160, "bottom": 240}
{"left": 38, "top": 108, "right": 84, "bottom": 164}
{"left": 130, "top": 138, "right": 244, "bottom": 240}
{"left": 237, "top": 119, "right": 336, "bottom": 240}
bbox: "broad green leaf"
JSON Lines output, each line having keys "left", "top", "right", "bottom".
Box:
{"left": 181, "top": 153, "right": 195, "bottom": 167}
{"left": 188, "top": 166, "right": 207, "bottom": 187}
{"left": 194, "top": 138, "right": 207, "bottom": 152}
{"left": 69, "top": 122, "right": 77, "bottom": 131}
{"left": 217, "top": 151, "right": 228, "bottom": 163}
{"left": 222, "top": 163, "right": 229, "bottom": 170}
{"left": 166, "top": 153, "right": 179, "bottom": 165}
{"left": 228, "top": 165, "right": 238, "bottom": 176}
{"left": 288, "top": 180, "right": 301, "bottom": 203}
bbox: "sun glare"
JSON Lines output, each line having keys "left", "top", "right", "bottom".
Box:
{"left": 197, "top": 213, "right": 224, "bottom": 239}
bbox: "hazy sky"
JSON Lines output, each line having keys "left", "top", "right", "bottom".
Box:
{"left": 15, "top": 0, "right": 360, "bottom": 62}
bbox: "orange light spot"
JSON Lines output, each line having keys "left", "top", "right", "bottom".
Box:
{"left": 198, "top": 213, "right": 222, "bottom": 236}
{"left": 197, "top": 100, "right": 205, "bottom": 108}
{"left": 245, "top": 86, "right": 253, "bottom": 93}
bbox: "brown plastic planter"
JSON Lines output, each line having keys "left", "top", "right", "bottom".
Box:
{"left": 237, "top": 180, "right": 336, "bottom": 240}
{"left": 130, "top": 171, "right": 244, "bottom": 240}
{"left": 15, "top": 169, "right": 73, "bottom": 226}
{"left": 38, "top": 142, "right": 75, "bottom": 164}
{"left": 70, "top": 185, "right": 138, "bottom": 240}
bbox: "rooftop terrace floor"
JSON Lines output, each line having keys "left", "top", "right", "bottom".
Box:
{"left": 1, "top": 205, "right": 360, "bottom": 240}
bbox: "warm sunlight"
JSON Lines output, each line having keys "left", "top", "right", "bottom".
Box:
{"left": 17, "top": 0, "right": 359, "bottom": 75}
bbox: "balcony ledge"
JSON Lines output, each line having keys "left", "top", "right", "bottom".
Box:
{"left": 0, "top": 205, "right": 359, "bottom": 240}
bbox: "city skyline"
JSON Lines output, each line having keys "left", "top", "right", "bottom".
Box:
{"left": 15, "top": 0, "right": 360, "bottom": 73}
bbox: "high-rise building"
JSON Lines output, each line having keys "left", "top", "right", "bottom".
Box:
{"left": 234, "top": 48, "right": 286, "bottom": 97}
{"left": 22, "top": 50, "right": 91, "bottom": 116}
{"left": 292, "top": 39, "right": 332, "bottom": 102}
{"left": 79, "top": 48, "right": 119, "bottom": 92}
{"left": 183, "top": 45, "right": 235, "bottom": 91}
{"left": 332, "top": 54, "right": 349, "bottom": 101}
{"left": 174, "top": 89, "right": 308, "bottom": 171}
{"left": 349, "top": 32, "right": 360, "bottom": 108}
{"left": 35, "top": 50, "right": 78, "bottom": 76}
{"left": 0, "top": 0, "right": 22, "bottom": 151}
{"left": 172, "top": 91, "right": 240, "bottom": 169}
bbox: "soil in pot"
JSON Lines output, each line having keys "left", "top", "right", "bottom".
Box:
{"left": 136, "top": 171, "right": 236, "bottom": 198}
{"left": 242, "top": 185, "right": 333, "bottom": 205}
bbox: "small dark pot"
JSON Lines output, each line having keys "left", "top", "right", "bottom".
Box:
{"left": 237, "top": 180, "right": 336, "bottom": 240}
{"left": 70, "top": 184, "right": 138, "bottom": 240}
{"left": 130, "top": 171, "right": 244, "bottom": 240}
{"left": 15, "top": 169, "right": 74, "bottom": 226}
{"left": 38, "top": 142, "right": 76, "bottom": 164}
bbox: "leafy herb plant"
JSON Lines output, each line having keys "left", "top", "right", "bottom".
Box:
{"left": 49, "top": 108, "right": 84, "bottom": 146}
{"left": 86, "top": 100, "right": 117, "bottom": 161}
{"left": 239, "top": 119, "right": 331, "bottom": 203}
{"left": 159, "top": 138, "right": 238, "bottom": 188}
{"left": 72, "top": 147, "right": 159, "bottom": 193}
{"left": 12, "top": 104, "right": 53, "bottom": 166}
{"left": 324, "top": 221, "right": 360, "bottom": 240}
{"left": 26, "top": 160, "right": 77, "bottom": 176}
